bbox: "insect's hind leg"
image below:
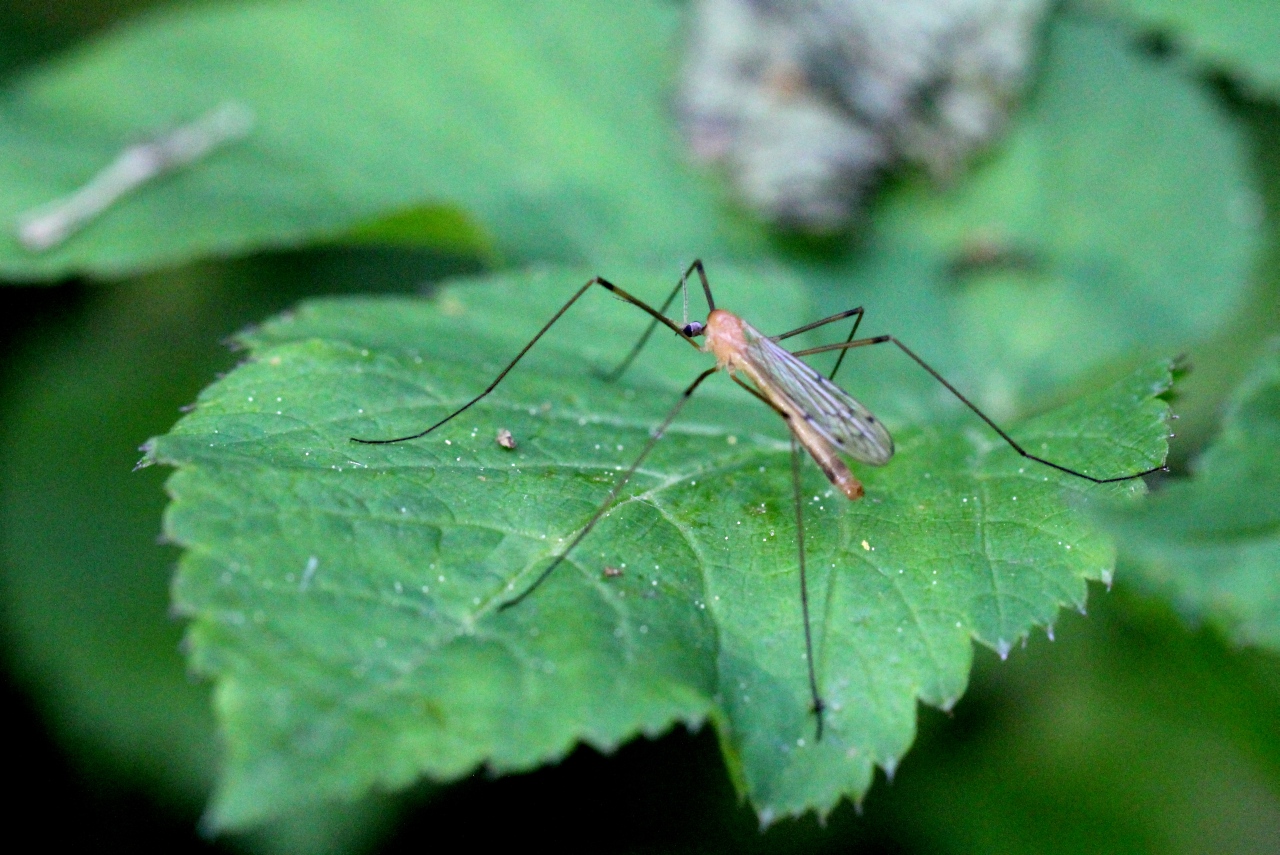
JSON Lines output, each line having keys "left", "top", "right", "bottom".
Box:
{"left": 790, "top": 335, "right": 1168, "bottom": 484}
{"left": 603, "top": 259, "right": 718, "bottom": 382}
{"left": 774, "top": 307, "right": 866, "bottom": 381}
{"left": 352, "top": 275, "right": 699, "bottom": 444}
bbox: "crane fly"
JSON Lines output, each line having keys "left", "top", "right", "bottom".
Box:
{"left": 352, "top": 261, "right": 1166, "bottom": 740}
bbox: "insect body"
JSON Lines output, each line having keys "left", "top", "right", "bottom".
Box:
{"left": 352, "top": 261, "right": 1165, "bottom": 740}
{"left": 703, "top": 309, "right": 892, "bottom": 500}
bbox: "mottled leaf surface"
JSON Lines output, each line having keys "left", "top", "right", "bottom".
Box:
{"left": 148, "top": 269, "right": 1171, "bottom": 828}
{"left": 1100, "top": 340, "right": 1280, "bottom": 649}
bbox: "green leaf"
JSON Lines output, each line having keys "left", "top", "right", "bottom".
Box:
{"left": 1098, "top": 340, "right": 1280, "bottom": 649}
{"left": 1093, "top": 0, "right": 1280, "bottom": 96}
{"left": 0, "top": 257, "right": 481, "bottom": 854}
{"left": 847, "top": 8, "right": 1259, "bottom": 414}
{"left": 147, "top": 268, "right": 1172, "bottom": 828}
{"left": 0, "top": 0, "right": 755, "bottom": 279}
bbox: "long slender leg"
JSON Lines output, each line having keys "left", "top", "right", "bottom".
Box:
{"left": 733, "top": 374, "right": 825, "bottom": 736}
{"left": 499, "top": 367, "right": 720, "bottom": 609}
{"left": 604, "top": 259, "right": 719, "bottom": 381}
{"left": 775, "top": 307, "right": 865, "bottom": 381}
{"left": 352, "top": 276, "right": 700, "bottom": 444}
{"left": 775, "top": 307, "right": 864, "bottom": 342}
{"left": 824, "top": 311, "right": 864, "bottom": 382}
{"left": 789, "top": 335, "right": 888, "bottom": 360}
{"left": 791, "top": 434, "right": 826, "bottom": 741}
{"left": 793, "top": 336, "right": 1167, "bottom": 483}
{"left": 603, "top": 277, "right": 685, "bottom": 382}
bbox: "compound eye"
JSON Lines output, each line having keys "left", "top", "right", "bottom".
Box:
{"left": 682, "top": 322, "right": 705, "bottom": 337}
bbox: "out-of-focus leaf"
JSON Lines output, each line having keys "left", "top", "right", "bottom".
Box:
{"left": 0, "top": 1, "right": 171, "bottom": 80}
{"left": 1098, "top": 340, "right": 1280, "bottom": 649}
{"left": 0, "top": 0, "right": 754, "bottom": 279}
{"left": 147, "top": 268, "right": 1171, "bottom": 828}
{"left": 1095, "top": 0, "right": 1280, "bottom": 96}
{"left": 870, "top": 586, "right": 1280, "bottom": 855}
{"left": 0, "top": 277, "right": 220, "bottom": 811}
{"left": 337, "top": 206, "right": 495, "bottom": 256}
{"left": 837, "top": 9, "right": 1258, "bottom": 419}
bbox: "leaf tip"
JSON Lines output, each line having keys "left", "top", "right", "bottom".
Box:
{"left": 133, "top": 439, "right": 157, "bottom": 471}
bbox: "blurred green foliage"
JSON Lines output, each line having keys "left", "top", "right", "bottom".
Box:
{"left": 1097, "top": 0, "right": 1280, "bottom": 96}
{"left": 1, "top": 0, "right": 1279, "bottom": 853}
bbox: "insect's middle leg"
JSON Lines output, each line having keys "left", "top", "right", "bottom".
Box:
{"left": 774, "top": 307, "right": 866, "bottom": 381}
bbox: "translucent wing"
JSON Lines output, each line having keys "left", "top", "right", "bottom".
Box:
{"left": 741, "top": 321, "right": 895, "bottom": 465}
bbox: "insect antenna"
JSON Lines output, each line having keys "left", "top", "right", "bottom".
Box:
{"left": 351, "top": 276, "right": 699, "bottom": 444}
{"left": 791, "top": 335, "right": 1168, "bottom": 483}
{"left": 499, "top": 367, "right": 719, "bottom": 609}
{"left": 790, "top": 434, "right": 826, "bottom": 741}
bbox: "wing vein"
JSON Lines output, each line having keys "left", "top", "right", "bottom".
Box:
{"left": 742, "top": 323, "right": 894, "bottom": 466}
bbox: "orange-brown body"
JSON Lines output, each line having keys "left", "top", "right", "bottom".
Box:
{"left": 703, "top": 309, "right": 865, "bottom": 500}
